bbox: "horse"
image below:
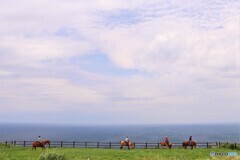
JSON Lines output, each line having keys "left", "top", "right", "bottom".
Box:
{"left": 32, "top": 140, "right": 50, "bottom": 150}
{"left": 120, "top": 140, "right": 135, "bottom": 150}
{"left": 160, "top": 141, "right": 172, "bottom": 149}
{"left": 182, "top": 141, "right": 197, "bottom": 149}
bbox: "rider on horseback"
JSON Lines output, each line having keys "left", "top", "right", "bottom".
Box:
{"left": 189, "top": 136, "right": 192, "bottom": 145}
{"left": 38, "top": 136, "right": 43, "bottom": 145}
{"left": 165, "top": 136, "right": 169, "bottom": 146}
{"left": 125, "top": 136, "right": 129, "bottom": 146}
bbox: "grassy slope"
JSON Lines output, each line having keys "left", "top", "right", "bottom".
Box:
{"left": 0, "top": 145, "right": 239, "bottom": 160}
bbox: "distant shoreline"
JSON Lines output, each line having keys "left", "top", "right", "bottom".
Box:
{"left": 1, "top": 123, "right": 239, "bottom": 142}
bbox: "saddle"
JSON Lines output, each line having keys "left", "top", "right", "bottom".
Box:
{"left": 38, "top": 141, "right": 43, "bottom": 146}
{"left": 188, "top": 141, "right": 192, "bottom": 145}
{"left": 125, "top": 141, "right": 129, "bottom": 146}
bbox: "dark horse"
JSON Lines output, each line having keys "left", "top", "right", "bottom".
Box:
{"left": 120, "top": 141, "right": 135, "bottom": 150}
{"left": 32, "top": 140, "right": 50, "bottom": 150}
{"left": 182, "top": 141, "right": 197, "bottom": 149}
{"left": 160, "top": 141, "right": 172, "bottom": 149}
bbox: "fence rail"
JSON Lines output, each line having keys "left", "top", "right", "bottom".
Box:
{"left": 1, "top": 141, "right": 239, "bottom": 149}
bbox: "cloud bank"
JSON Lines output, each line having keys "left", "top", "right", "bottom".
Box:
{"left": 0, "top": 0, "right": 239, "bottom": 124}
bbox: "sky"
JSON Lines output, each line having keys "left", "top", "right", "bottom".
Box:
{"left": 0, "top": 0, "right": 239, "bottom": 125}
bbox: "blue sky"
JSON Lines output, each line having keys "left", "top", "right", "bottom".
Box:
{"left": 0, "top": 0, "right": 239, "bottom": 125}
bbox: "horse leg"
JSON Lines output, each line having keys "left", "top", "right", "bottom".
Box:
{"left": 42, "top": 145, "right": 45, "bottom": 150}
{"left": 32, "top": 145, "right": 36, "bottom": 150}
{"left": 128, "top": 144, "right": 130, "bottom": 150}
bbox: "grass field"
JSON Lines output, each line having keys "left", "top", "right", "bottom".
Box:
{"left": 0, "top": 144, "right": 239, "bottom": 160}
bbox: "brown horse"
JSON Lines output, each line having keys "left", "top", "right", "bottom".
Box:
{"left": 32, "top": 140, "right": 50, "bottom": 150}
{"left": 160, "top": 141, "right": 172, "bottom": 149}
{"left": 120, "top": 141, "right": 135, "bottom": 150}
{"left": 182, "top": 141, "right": 197, "bottom": 149}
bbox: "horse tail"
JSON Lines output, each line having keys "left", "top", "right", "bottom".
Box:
{"left": 119, "top": 141, "right": 123, "bottom": 149}
{"left": 194, "top": 141, "right": 197, "bottom": 148}
{"left": 182, "top": 142, "right": 185, "bottom": 147}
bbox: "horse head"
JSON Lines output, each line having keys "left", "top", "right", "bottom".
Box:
{"left": 131, "top": 141, "right": 135, "bottom": 149}
{"left": 42, "top": 140, "right": 50, "bottom": 145}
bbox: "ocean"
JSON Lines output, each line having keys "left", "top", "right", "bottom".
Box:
{"left": 0, "top": 123, "right": 239, "bottom": 143}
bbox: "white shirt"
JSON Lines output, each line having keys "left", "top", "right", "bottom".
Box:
{"left": 125, "top": 137, "right": 129, "bottom": 142}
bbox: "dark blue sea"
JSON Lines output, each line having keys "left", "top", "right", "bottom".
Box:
{"left": 0, "top": 123, "right": 239, "bottom": 143}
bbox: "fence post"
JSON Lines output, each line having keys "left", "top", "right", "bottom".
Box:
{"left": 157, "top": 142, "right": 159, "bottom": 149}
{"left": 14, "top": 141, "right": 16, "bottom": 146}
{"left": 219, "top": 142, "right": 221, "bottom": 147}
{"left": 23, "top": 141, "right": 26, "bottom": 147}
{"left": 109, "top": 142, "right": 111, "bottom": 149}
{"left": 97, "top": 142, "right": 99, "bottom": 148}
{"left": 61, "top": 141, "right": 63, "bottom": 148}
{"left": 234, "top": 143, "right": 237, "bottom": 150}
{"left": 73, "top": 141, "right": 75, "bottom": 148}
{"left": 145, "top": 142, "right": 148, "bottom": 149}
{"left": 85, "top": 142, "right": 87, "bottom": 148}
{"left": 5, "top": 141, "right": 7, "bottom": 146}
{"left": 206, "top": 142, "right": 208, "bottom": 148}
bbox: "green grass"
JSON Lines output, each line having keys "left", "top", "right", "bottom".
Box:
{"left": 0, "top": 144, "right": 239, "bottom": 160}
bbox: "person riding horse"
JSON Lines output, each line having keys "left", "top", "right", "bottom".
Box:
{"left": 189, "top": 136, "right": 192, "bottom": 145}
{"left": 125, "top": 136, "right": 129, "bottom": 146}
{"left": 32, "top": 139, "right": 50, "bottom": 150}
{"left": 38, "top": 136, "right": 43, "bottom": 145}
{"left": 120, "top": 137, "right": 135, "bottom": 150}
{"left": 165, "top": 136, "right": 169, "bottom": 146}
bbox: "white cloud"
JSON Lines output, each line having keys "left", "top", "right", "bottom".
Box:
{"left": 1, "top": 36, "right": 94, "bottom": 64}
{"left": 0, "top": 70, "right": 12, "bottom": 76}
{"left": 0, "top": 78, "right": 105, "bottom": 105}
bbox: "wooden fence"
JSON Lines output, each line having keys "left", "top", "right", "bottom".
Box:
{"left": 2, "top": 141, "right": 239, "bottom": 149}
